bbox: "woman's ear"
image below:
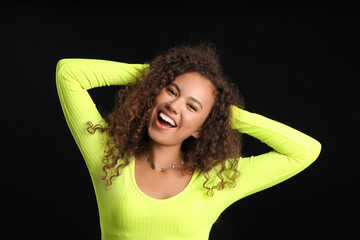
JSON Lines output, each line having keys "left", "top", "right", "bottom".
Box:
{"left": 191, "top": 129, "right": 200, "bottom": 139}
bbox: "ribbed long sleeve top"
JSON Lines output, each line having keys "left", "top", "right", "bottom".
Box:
{"left": 56, "top": 58, "right": 321, "bottom": 240}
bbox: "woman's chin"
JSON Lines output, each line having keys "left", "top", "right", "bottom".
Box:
{"left": 147, "top": 127, "right": 184, "bottom": 147}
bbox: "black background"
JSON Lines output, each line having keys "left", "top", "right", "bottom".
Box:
{"left": 2, "top": 2, "right": 359, "bottom": 239}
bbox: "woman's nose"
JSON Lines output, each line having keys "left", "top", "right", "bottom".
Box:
{"left": 165, "top": 98, "right": 181, "bottom": 114}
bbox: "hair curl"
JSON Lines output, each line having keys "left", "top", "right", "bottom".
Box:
{"left": 88, "top": 42, "right": 244, "bottom": 195}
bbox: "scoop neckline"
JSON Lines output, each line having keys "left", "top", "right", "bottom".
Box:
{"left": 129, "top": 156, "right": 198, "bottom": 202}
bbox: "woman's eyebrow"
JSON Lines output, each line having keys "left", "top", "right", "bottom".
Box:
{"left": 188, "top": 96, "right": 203, "bottom": 110}
{"left": 169, "top": 82, "right": 181, "bottom": 92}
{"left": 169, "top": 82, "right": 203, "bottom": 110}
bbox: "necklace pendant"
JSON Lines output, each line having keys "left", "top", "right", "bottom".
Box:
{"left": 161, "top": 168, "right": 165, "bottom": 172}
{"left": 171, "top": 164, "right": 175, "bottom": 169}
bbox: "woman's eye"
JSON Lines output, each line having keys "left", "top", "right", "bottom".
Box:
{"left": 166, "top": 88, "right": 177, "bottom": 96}
{"left": 187, "top": 104, "right": 198, "bottom": 112}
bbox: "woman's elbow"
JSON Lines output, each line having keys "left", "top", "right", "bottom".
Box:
{"left": 306, "top": 138, "right": 322, "bottom": 163}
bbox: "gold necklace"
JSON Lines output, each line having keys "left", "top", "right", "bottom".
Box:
{"left": 147, "top": 155, "right": 184, "bottom": 172}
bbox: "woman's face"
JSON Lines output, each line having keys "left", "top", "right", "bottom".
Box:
{"left": 147, "top": 72, "right": 215, "bottom": 147}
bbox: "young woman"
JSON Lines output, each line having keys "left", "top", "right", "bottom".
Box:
{"left": 56, "top": 44, "right": 321, "bottom": 240}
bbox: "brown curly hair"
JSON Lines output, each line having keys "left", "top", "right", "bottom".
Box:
{"left": 88, "top": 42, "right": 244, "bottom": 195}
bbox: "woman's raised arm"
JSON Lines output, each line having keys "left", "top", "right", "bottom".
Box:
{"left": 229, "top": 106, "right": 321, "bottom": 202}
{"left": 56, "top": 59, "right": 148, "bottom": 171}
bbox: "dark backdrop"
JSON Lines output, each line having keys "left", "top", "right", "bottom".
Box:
{"left": 2, "top": 2, "right": 359, "bottom": 239}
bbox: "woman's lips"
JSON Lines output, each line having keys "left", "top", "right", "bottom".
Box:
{"left": 159, "top": 112, "right": 176, "bottom": 127}
{"left": 155, "top": 111, "right": 177, "bottom": 129}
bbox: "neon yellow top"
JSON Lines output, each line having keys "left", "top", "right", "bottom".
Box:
{"left": 56, "top": 58, "right": 321, "bottom": 240}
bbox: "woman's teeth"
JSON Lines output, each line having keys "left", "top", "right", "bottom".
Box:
{"left": 159, "top": 112, "right": 176, "bottom": 127}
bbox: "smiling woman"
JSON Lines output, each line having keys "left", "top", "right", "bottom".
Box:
{"left": 56, "top": 43, "right": 321, "bottom": 239}
{"left": 87, "top": 44, "right": 244, "bottom": 193}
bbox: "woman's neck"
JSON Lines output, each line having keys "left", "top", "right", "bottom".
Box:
{"left": 148, "top": 141, "right": 183, "bottom": 167}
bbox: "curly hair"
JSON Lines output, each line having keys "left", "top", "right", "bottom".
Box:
{"left": 88, "top": 42, "right": 244, "bottom": 195}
